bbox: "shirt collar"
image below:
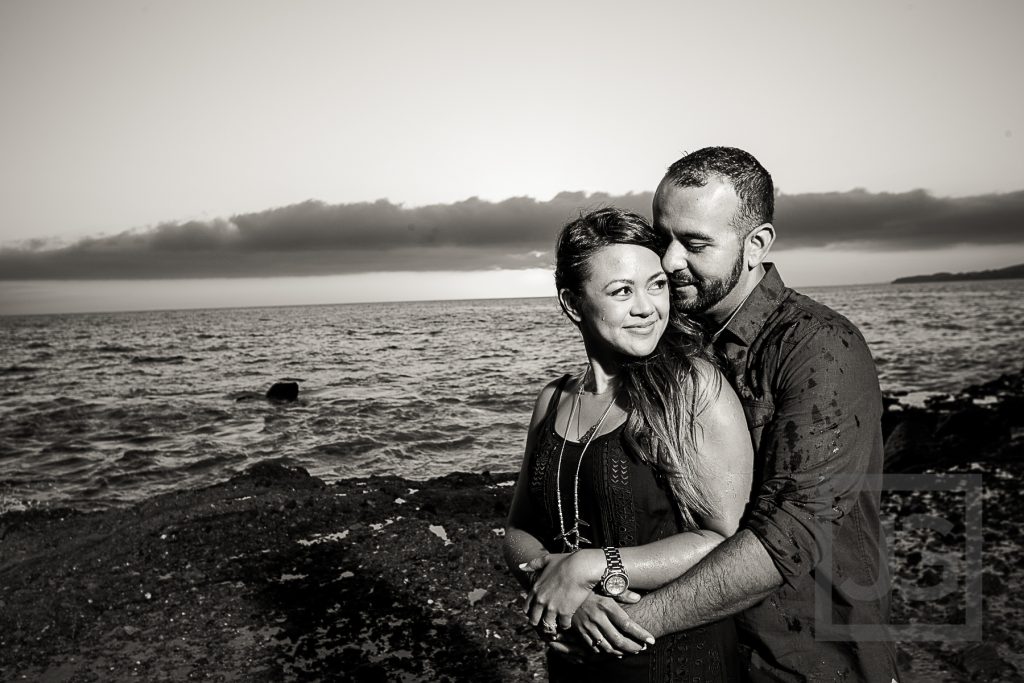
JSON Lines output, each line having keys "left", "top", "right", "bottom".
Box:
{"left": 714, "top": 263, "right": 787, "bottom": 347}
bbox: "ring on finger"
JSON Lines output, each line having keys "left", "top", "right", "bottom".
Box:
{"left": 593, "top": 639, "right": 603, "bottom": 648}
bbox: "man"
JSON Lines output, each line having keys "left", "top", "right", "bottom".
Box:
{"left": 559, "top": 147, "right": 899, "bottom": 680}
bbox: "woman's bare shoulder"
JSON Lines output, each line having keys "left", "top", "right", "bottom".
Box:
{"left": 685, "top": 357, "right": 732, "bottom": 406}
{"left": 528, "top": 375, "right": 569, "bottom": 429}
{"left": 689, "top": 359, "right": 746, "bottom": 443}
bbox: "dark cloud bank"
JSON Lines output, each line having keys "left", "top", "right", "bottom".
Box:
{"left": 2, "top": 189, "right": 1021, "bottom": 279}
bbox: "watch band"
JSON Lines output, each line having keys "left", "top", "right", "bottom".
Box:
{"left": 600, "top": 546, "right": 629, "bottom": 596}
{"left": 603, "top": 546, "right": 624, "bottom": 574}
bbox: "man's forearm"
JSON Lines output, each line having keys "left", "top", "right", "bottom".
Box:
{"left": 624, "top": 529, "right": 783, "bottom": 637}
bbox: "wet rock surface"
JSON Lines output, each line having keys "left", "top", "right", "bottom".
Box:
{"left": 1, "top": 465, "right": 541, "bottom": 681}
{"left": 883, "top": 368, "right": 1023, "bottom": 473}
{"left": 880, "top": 368, "right": 1023, "bottom": 681}
{"left": 2, "top": 370, "right": 1022, "bottom": 681}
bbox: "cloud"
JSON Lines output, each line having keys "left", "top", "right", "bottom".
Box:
{"left": 0, "top": 189, "right": 1020, "bottom": 279}
{"left": 775, "top": 189, "right": 1024, "bottom": 249}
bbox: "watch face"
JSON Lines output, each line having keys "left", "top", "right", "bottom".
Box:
{"left": 604, "top": 573, "right": 628, "bottom": 596}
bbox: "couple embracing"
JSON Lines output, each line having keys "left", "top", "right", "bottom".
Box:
{"left": 503, "top": 147, "right": 900, "bottom": 682}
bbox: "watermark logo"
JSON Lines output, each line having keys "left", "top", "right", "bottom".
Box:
{"left": 814, "top": 473, "right": 982, "bottom": 642}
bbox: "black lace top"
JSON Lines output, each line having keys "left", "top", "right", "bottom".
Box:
{"left": 525, "top": 375, "right": 740, "bottom": 683}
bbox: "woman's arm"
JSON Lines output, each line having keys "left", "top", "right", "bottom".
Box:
{"left": 526, "top": 360, "right": 753, "bottom": 625}
{"left": 508, "top": 378, "right": 659, "bottom": 654}
{"left": 502, "top": 379, "right": 561, "bottom": 591}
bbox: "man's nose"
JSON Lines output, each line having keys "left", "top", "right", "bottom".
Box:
{"left": 662, "top": 240, "right": 687, "bottom": 273}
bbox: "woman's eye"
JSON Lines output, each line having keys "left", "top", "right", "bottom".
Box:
{"left": 611, "top": 286, "right": 632, "bottom": 297}
{"left": 650, "top": 279, "right": 667, "bottom": 292}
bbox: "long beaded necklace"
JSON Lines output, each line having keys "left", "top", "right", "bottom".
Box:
{"left": 553, "top": 368, "right": 619, "bottom": 553}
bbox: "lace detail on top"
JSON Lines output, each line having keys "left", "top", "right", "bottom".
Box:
{"left": 603, "top": 440, "right": 637, "bottom": 548}
{"left": 527, "top": 375, "right": 739, "bottom": 681}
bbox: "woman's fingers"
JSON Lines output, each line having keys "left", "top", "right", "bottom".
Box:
{"left": 540, "top": 604, "right": 572, "bottom": 633}
{"left": 602, "top": 603, "right": 656, "bottom": 647}
{"left": 580, "top": 618, "right": 631, "bottom": 656}
{"left": 585, "top": 625, "right": 623, "bottom": 656}
{"left": 527, "top": 599, "right": 546, "bottom": 626}
{"left": 518, "top": 554, "right": 551, "bottom": 573}
{"left": 525, "top": 584, "right": 578, "bottom": 629}
{"left": 528, "top": 596, "right": 571, "bottom": 634}
{"left": 613, "top": 588, "right": 642, "bottom": 604}
{"left": 591, "top": 609, "right": 652, "bottom": 655}
{"left": 556, "top": 611, "right": 573, "bottom": 631}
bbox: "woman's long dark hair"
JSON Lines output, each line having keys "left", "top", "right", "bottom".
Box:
{"left": 555, "top": 208, "right": 720, "bottom": 529}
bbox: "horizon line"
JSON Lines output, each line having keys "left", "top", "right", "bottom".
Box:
{"left": 0, "top": 278, "right": 969, "bottom": 318}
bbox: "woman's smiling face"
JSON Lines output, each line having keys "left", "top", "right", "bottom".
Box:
{"left": 570, "top": 243, "right": 670, "bottom": 358}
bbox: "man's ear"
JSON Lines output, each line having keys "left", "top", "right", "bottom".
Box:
{"left": 745, "top": 223, "right": 776, "bottom": 268}
{"left": 558, "top": 288, "right": 583, "bottom": 323}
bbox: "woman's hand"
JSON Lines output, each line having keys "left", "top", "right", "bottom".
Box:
{"left": 553, "top": 592, "right": 655, "bottom": 657}
{"left": 521, "top": 550, "right": 605, "bottom": 630}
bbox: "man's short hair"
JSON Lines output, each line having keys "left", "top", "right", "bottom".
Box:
{"left": 662, "top": 147, "right": 774, "bottom": 231}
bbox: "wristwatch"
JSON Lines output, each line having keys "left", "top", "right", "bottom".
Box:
{"left": 600, "top": 546, "right": 629, "bottom": 597}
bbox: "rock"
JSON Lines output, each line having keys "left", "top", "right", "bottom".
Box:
{"left": 0, "top": 466, "right": 540, "bottom": 681}
{"left": 232, "top": 461, "right": 324, "bottom": 490}
{"left": 883, "top": 408, "right": 939, "bottom": 472}
{"left": 882, "top": 368, "right": 1024, "bottom": 472}
{"left": 958, "top": 643, "right": 1017, "bottom": 680}
{"left": 920, "top": 568, "right": 941, "bottom": 587}
{"left": 266, "top": 382, "right": 299, "bottom": 402}
{"left": 983, "top": 571, "right": 1006, "bottom": 596}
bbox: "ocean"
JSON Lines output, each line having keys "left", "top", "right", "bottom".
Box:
{"left": 1, "top": 279, "right": 1022, "bottom": 514}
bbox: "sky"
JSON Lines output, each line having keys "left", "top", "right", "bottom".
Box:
{"left": 1, "top": 0, "right": 1022, "bottom": 314}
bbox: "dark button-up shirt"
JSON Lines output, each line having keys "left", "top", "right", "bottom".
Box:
{"left": 714, "top": 265, "right": 899, "bottom": 682}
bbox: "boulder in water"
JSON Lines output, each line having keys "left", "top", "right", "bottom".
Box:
{"left": 266, "top": 381, "right": 299, "bottom": 402}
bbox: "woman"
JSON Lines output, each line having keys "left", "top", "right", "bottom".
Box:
{"left": 503, "top": 208, "right": 752, "bottom": 682}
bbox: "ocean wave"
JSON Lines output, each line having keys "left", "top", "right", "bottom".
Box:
{"left": 315, "top": 436, "right": 382, "bottom": 456}
{"left": 95, "top": 344, "right": 136, "bottom": 353}
{"left": 1, "top": 284, "right": 1020, "bottom": 512}
{"left": 228, "top": 391, "right": 266, "bottom": 401}
{"left": 416, "top": 435, "right": 476, "bottom": 452}
{"left": 130, "top": 355, "right": 188, "bottom": 364}
{"left": 117, "top": 448, "right": 155, "bottom": 463}
{"left": 1, "top": 365, "right": 43, "bottom": 375}
{"left": 466, "top": 391, "right": 520, "bottom": 411}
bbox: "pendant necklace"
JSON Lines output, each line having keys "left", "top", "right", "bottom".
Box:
{"left": 554, "top": 368, "right": 618, "bottom": 553}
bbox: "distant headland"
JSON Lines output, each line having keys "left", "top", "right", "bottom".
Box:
{"left": 892, "top": 263, "right": 1024, "bottom": 284}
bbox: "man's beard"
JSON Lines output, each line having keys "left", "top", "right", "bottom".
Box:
{"left": 672, "top": 251, "right": 744, "bottom": 314}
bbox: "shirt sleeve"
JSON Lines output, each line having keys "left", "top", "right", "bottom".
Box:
{"left": 744, "top": 317, "right": 883, "bottom": 587}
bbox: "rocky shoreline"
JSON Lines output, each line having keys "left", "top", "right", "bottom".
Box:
{"left": 1, "top": 369, "right": 1021, "bottom": 681}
